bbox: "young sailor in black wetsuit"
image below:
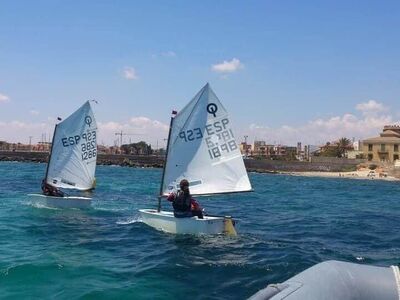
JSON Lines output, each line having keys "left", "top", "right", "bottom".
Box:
{"left": 167, "top": 179, "right": 203, "bottom": 219}
{"left": 41, "top": 179, "right": 65, "bottom": 197}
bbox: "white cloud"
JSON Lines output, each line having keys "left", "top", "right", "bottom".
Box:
{"left": 0, "top": 93, "right": 10, "bottom": 103}
{"left": 30, "top": 110, "right": 40, "bottom": 116}
{"left": 0, "top": 115, "right": 169, "bottom": 147}
{"left": 98, "top": 116, "right": 169, "bottom": 146}
{"left": 47, "top": 116, "right": 59, "bottom": 122}
{"left": 129, "top": 116, "right": 169, "bottom": 131}
{"left": 211, "top": 58, "right": 244, "bottom": 73}
{"left": 2, "top": 99, "right": 396, "bottom": 149}
{"left": 0, "top": 120, "right": 47, "bottom": 130}
{"left": 242, "top": 100, "right": 397, "bottom": 146}
{"left": 123, "top": 67, "right": 138, "bottom": 80}
{"left": 0, "top": 121, "right": 52, "bottom": 143}
{"left": 356, "top": 100, "right": 387, "bottom": 115}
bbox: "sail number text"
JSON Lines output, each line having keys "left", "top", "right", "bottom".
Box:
{"left": 178, "top": 118, "right": 238, "bottom": 159}
{"left": 61, "top": 130, "right": 97, "bottom": 161}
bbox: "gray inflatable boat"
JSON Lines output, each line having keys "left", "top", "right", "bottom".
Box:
{"left": 249, "top": 260, "right": 400, "bottom": 300}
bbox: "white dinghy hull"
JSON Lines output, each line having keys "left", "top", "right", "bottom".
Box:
{"left": 248, "top": 260, "right": 400, "bottom": 300}
{"left": 139, "top": 209, "right": 234, "bottom": 235}
{"left": 28, "top": 194, "right": 91, "bottom": 209}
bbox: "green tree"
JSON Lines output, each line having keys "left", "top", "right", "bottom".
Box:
{"left": 320, "top": 142, "right": 339, "bottom": 157}
{"left": 319, "top": 138, "right": 353, "bottom": 158}
{"left": 121, "top": 141, "right": 153, "bottom": 155}
{"left": 336, "top": 137, "right": 352, "bottom": 158}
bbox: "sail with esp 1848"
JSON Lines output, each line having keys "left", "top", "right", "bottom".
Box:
{"left": 161, "top": 83, "right": 251, "bottom": 196}
{"left": 140, "top": 83, "right": 252, "bottom": 235}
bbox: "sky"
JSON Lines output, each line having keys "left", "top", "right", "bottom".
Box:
{"left": 1, "top": 0, "right": 400, "bottom": 147}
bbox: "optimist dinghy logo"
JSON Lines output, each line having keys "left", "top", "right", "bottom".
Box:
{"left": 206, "top": 103, "right": 218, "bottom": 117}
{"left": 85, "top": 116, "right": 92, "bottom": 127}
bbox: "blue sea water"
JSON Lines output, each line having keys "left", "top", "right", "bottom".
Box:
{"left": 0, "top": 161, "right": 399, "bottom": 299}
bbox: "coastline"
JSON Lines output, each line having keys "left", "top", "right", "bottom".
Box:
{"left": 1, "top": 150, "right": 398, "bottom": 182}
{"left": 0, "top": 151, "right": 164, "bottom": 168}
{"left": 280, "top": 169, "right": 400, "bottom": 182}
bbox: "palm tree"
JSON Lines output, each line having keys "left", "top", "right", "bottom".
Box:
{"left": 336, "top": 137, "right": 352, "bottom": 157}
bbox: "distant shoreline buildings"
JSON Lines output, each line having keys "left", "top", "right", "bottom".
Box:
{"left": 240, "top": 140, "right": 301, "bottom": 160}
{"left": 362, "top": 125, "right": 400, "bottom": 164}
{"left": 2, "top": 124, "right": 400, "bottom": 166}
{"left": 0, "top": 140, "right": 162, "bottom": 156}
{"left": 237, "top": 124, "right": 400, "bottom": 166}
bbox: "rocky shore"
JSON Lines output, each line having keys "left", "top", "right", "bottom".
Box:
{"left": 0, "top": 151, "right": 164, "bottom": 168}
{"left": 0, "top": 150, "right": 363, "bottom": 173}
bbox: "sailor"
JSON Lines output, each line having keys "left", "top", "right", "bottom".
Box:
{"left": 41, "top": 179, "right": 64, "bottom": 197}
{"left": 167, "top": 179, "right": 204, "bottom": 219}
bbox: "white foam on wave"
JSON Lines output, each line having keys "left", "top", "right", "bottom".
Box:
{"left": 116, "top": 215, "right": 142, "bottom": 225}
{"left": 93, "top": 207, "right": 128, "bottom": 212}
{"left": 24, "top": 201, "right": 60, "bottom": 210}
{"left": 356, "top": 256, "right": 365, "bottom": 261}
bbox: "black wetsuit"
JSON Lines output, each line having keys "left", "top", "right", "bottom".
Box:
{"left": 172, "top": 191, "right": 192, "bottom": 218}
{"left": 41, "top": 181, "right": 64, "bottom": 197}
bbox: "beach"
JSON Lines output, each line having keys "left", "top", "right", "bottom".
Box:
{"left": 285, "top": 169, "right": 400, "bottom": 181}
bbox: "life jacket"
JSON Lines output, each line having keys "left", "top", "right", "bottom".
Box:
{"left": 172, "top": 191, "right": 191, "bottom": 212}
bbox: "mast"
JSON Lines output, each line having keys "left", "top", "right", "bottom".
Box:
{"left": 44, "top": 123, "right": 58, "bottom": 183}
{"left": 155, "top": 83, "right": 252, "bottom": 196}
{"left": 157, "top": 110, "right": 176, "bottom": 212}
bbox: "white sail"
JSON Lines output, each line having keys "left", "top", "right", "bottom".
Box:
{"left": 46, "top": 101, "right": 97, "bottom": 190}
{"left": 161, "top": 83, "right": 252, "bottom": 196}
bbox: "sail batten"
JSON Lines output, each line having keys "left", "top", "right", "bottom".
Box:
{"left": 161, "top": 83, "right": 252, "bottom": 196}
{"left": 46, "top": 101, "right": 97, "bottom": 190}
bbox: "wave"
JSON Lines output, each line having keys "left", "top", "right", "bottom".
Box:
{"left": 116, "top": 215, "right": 142, "bottom": 225}
{"left": 93, "top": 207, "right": 128, "bottom": 212}
{"left": 23, "top": 201, "right": 60, "bottom": 210}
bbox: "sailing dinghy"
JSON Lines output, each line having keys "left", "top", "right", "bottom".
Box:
{"left": 29, "top": 101, "right": 97, "bottom": 208}
{"left": 139, "top": 83, "right": 252, "bottom": 235}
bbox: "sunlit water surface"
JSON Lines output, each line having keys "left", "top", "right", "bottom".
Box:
{"left": 0, "top": 162, "right": 399, "bottom": 299}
